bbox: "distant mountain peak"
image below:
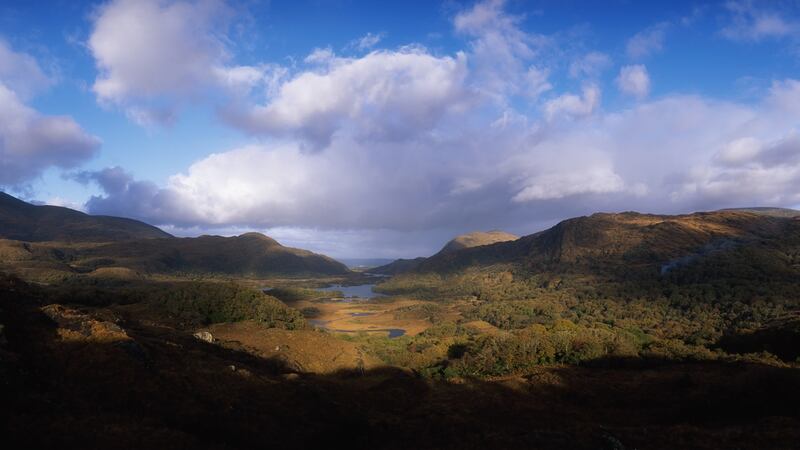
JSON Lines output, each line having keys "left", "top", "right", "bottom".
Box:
{"left": 238, "top": 232, "right": 280, "bottom": 244}
{"left": 370, "top": 230, "right": 519, "bottom": 275}
{"left": 439, "top": 230, "right": 519, "bottom": 254}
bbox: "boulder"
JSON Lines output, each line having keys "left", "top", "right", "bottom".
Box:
{"left": 193, "top": 331, "right": 214, "bottom": 343}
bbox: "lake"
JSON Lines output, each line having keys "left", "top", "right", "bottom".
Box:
{"left": 319, "top": 283, "right": 386, "bottom": 299}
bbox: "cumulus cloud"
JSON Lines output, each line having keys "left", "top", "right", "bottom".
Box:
{"left": 0, "top": 43, "right": 99, "bottom": 187}
{"left": 616, "top": 65, "right": 651, "bottom": 99}
{"left": 626, "top": 22, "right": 669, "bottom": 58}
{"left": 223, "top": 48, "right": 471, "bottom": 149}
{"left": 544, "top": 84, "right": 601, "bottom": 119}
{"left": 89, "top": 0, "right": 264, "bottom": 125}
{"left": 720, "top": 1, "right": 797, "bottom": 41}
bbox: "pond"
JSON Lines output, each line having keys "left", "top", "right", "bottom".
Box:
{"left": 318, "top": 283, "right": 386, "bottom": 299}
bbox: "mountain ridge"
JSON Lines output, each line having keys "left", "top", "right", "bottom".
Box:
{"left": 0, "top": 192, "right": 172, "bottom": 242}
{"left": 374, "top": 210, "right": 800, "bottom": 284}
{"left": 0, "top": 193, "right": 349, "bottom": 278}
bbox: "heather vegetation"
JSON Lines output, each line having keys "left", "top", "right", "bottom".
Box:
{"left": 352, "top": 266, "right": 799, "bottom": 377}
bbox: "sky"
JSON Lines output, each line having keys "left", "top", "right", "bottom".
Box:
{"left": 1, "top": 0, "right": 800, "bottom": 258}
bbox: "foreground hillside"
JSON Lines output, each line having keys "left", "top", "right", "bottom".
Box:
{"left": 2, "top": 274, "right": 799, "bottom": 449}
{"left": 2, "top": 203, "right": 800, "bottom": 448}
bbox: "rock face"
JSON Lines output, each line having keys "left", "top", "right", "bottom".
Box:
{"left": 41, "top": 304, "right": 129, "bottom": 342}
{"left": 193, "top": 331, "right": 214, "bottom": 343}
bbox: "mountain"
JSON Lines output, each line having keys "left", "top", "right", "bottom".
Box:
{"left": 337, "top": 258, "right": 395, "bottom": 270}
{"left": 0, "top": 193, "right": 349, "bottom": 278}
{"left": 0, "top": 232, "right": 350, "bottom": 279}
{"left": 0, "top": 192, "right": 171, "bottom": 242}
{"left": 78, "top": 232, "right": 350, "bottom": 276}
{"left": 369, "top": 257, "right": 427, "bottom": 275}
{"left": 370, "top": 230, "right": 518, "bottom": 275}
{"left": 412, "top": 211, "right": 800, "bottom": 283}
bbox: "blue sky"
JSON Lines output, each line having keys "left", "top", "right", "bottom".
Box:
{"left": 1, "top": 0, "right": 800, "bottom": 257}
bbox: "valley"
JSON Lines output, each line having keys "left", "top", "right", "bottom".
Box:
{"left": 1, "top": 193, "right": 800, "bottom": 448}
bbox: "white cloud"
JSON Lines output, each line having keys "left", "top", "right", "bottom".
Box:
{"left": 454, "top": 0, "right": 550, "bottom": 100}
{"left": 513, "top": 167, "right": 625, "bottom": 201}
{"left": 89, "top": 0, "right": 264, "bottom": 125}
{"left": 525, "top": 66, "right": 552, "bottom": 98}
{"left": 616, "top": 65, "right": 651, "bottom": 99}
{"left": 223, "top": 48, "right": 471, "bottom": 149}
{"left": 350, "top": 32, "right": 384, "bottom": 51}
{"left": 721, "top": 1, "right": 797, "bottom": 41}
{"left": 626, "top": 23, "right": 669, "bottom": 59}
{"left": 0, "top": 40, "right": 52, "bottom": 99}
{"left": 304, "top": 47, "right": 336, "bottom": 65}
{"left": 544, "top": 84, "right": 601, "bottom": 119}
{"left": 714, "top": 136, "right": 762, "bottom": 165}
{"left": 568, "top": 51, "right": 611, "bottom": 78}
{"left": 0, "top": 42, "right": 99, "bottom": 187}
{"left": 0, "top": 83, "right": 100, "bottom": 186}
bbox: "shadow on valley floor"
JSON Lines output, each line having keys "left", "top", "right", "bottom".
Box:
{"left": 2, "top": 287, "right": 800, "bottom": 450}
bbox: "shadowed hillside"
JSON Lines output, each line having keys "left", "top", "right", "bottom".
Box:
{"left": 0, "top": 192, "right": 171, "bottom": 242}
{"left": 0, "top": 194, "right": 349, "bottom": 279}
{"left": 0, "top": 233, "right": 350, "bottom": 279}
{"left": 79, "top": 232, "right": 350, "bottom": 277}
